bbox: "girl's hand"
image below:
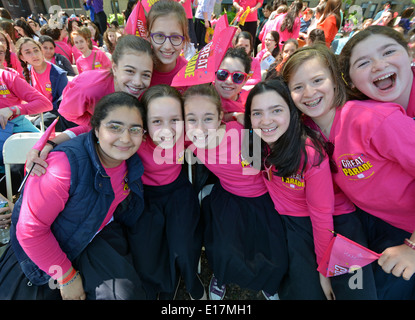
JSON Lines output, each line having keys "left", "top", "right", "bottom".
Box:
{"left": 319, "top": 273, "right": 335, "bottom": 300}
{"left": 26, "top": 144, "right": 53, "bottom": 176}
{"left": 0, "top": 108, "right": 12, "bottom": 130}
{"left": 378, "top": 244, "right": 415, "bottom": 281}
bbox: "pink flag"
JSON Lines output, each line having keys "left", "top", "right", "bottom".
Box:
{"left": 317, "top": 231, "right": 382, "bottom": 277}
{"left": 171, "top": 23, "right": 237, "bottom": 87}
{"left": 124, "top": 1, "right": 147, "bottom": 39}
{"left": 32, "top": 117, "right": 59, "bottom": 151}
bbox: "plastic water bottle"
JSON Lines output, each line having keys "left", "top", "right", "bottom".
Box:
{"left": 0, "top": 199, "right": 10, "bottom": 246}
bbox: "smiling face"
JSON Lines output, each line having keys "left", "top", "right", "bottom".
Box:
{"left": 349, "top": 34, "right": 412, "bottom": 108}
{"left": 147, "top": 96, "right": 184, "bottom": 149}
{"left": 113, "top": 52, "right": 153, "bottom": 98}
{"left": 184, "top": 95, "right": 223, "bottom": 148}
{"left": 288, "top": 57, "right": 336, "bottom": 122}
{"left": 214, "top": 57, "right": 248, "bottom": 101}
{"left": 95, "top": 106, "right": 144, "bottom": 168}
{"left": 149, "top": 13, "right": 184, "bottom": 72}
{"left": 250, "top": 90, "right": 290, "bottom": 145}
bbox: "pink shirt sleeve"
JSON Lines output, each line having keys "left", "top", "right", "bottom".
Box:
{"left": 16, "top": 152, "right": 72, "bottom": 279}
{"left": 304, "top": 155, "right": 335, "bottom": 264}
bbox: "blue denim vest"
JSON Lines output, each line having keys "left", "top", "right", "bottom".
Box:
{"left": 10, "top": 131, "right": 144, "bottom": 285}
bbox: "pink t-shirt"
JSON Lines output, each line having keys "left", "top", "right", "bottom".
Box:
{"left": 76, "top": 49, "right": 112, "bottom": 74}
{"left": 16, "top": 151, "right": 129, "bottom": 279}
{"left": 188, "top": 121, "right": 267, "bottom": 197}
{"left": 137, "top": 136, "right": 184, "bottom": 186}
{"left": 2, "top": 52, "right": 24, "bottom": 77}
{"left": 30, "top": 62, "right": 53, "bottom": 102}
{"left": 55, "top": 40, "right": 74, "bottom": 64}
{"left": 233, "top": 0, "right": 263, "bottom": 22}
{"left": 220, "top": 89, "right": 248, "bottom": 115}
{"left": 272, "top": 13, "right": 300, "bottom": 49}
{"left": 0, "top": 68, "right": 52, "bottom": 114}
{"left": 150, "top": 56, "right": 187, "bottom": 87}
{"left": 59, "top": 69, "right": 115, "bottom": 127}
{"left": 263, "top": 140, "right": 334, "bottom": 263}
{"left": 331, "top": 100, "right": 415, "bottom": 234}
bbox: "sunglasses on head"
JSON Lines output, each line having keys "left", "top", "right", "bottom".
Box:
{"left": 215, "top": 69, "right": 248, "bottom": 84}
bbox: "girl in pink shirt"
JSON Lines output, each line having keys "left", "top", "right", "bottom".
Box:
{"left": 0, "top": 67, "right": 51, "bottom": 166}
{"left": 16, "top": 37, "right": 69, "bottom": 130}
{"left": 0, "top": 92, "right": 147, "bottom": 300}
{"left": 71, "top": 27, "right": 111, "bottom": 74}
{"left": 271, "top": 1, "right": 302, "bottom": 50}
{"left": 147, "top": 1, "right": 190, "bottom": 87}
{"left": 214, "top": 47, "right": 251, "bottom": 122}
{"left": 58, "top": 35, "right": 153, "bottom": 128}
{"left": 283, "top": 44, "right": 413, "bottom": 299}
{"left": 184, "top": 83, "right": 288, "bottom": 300}
{"left": 339, "top": 26, "right": 414, "bottom": 118}
{"left": 129, "top": 84, "right": 204, "bottom": 300}
{"left": 245, "top": 78, "right": 377, "bottom": 300}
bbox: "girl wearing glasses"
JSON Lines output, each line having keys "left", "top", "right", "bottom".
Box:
{"left": 147, "top": 0, "right": 189, "bottom": 87}
{"left": 282, "top": 43, "right": 415, "bottom": 299}
{"left": 128, "top": 84, "right": 205, "bottom": 300}
{"left": 0, "top": 92, "right": 148, "bottom": 300}
{"left": 25, "top": 35, "right": 153, "bottom": 175}
{"left": 71, "top": 27, "right": 112, "bottom": 74}
{"left": 184, "top": 83, "right": 288, "bottom": 300}
{"left": 214, "top": 47, "right": 251, "bottom": 122}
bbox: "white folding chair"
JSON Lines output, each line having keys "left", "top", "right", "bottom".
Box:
{"left": 2, "top": 132, "right": 43, "bottom": 201}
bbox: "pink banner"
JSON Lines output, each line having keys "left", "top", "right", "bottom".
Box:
{"left": 124, "top": 1, "right": 147, "bottom": 39}
{"left": 318, "top": 231, "right": 381, "bottom": 277}
{"left": 171, "top": 23, "right": 237, "bottom": 87}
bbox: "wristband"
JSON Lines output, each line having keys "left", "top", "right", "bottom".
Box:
{"left": 8, "top": 106, "right": 19, "bottom": 120}
{"left": 47, "top": 140, "right": 58, "bottom": 149}
{"left": 57, "top": 268, "right": 77, "bottom": 286}
{"left": 404, "top": 238, "right": 415, "bottom": 250}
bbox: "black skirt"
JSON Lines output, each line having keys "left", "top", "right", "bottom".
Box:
{"left": 0, "top": 221, "right": 147, "bottom": 300}
{"left": 202, "top": 182, "right": 288, "bottom": 293}
{"left": 128, "top": 172, "right": 204, "bottom": 299}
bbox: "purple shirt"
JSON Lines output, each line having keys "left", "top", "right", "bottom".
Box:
{"left": 87, "top": 0, "right": 104, "bottom": 13}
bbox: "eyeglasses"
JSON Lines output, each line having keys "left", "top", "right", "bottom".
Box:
{"left": 104, "top": 123, "right": 146, "bottom": 136}
{"left": 215, "top": 69, "right": 248, "bottom": 84}
{"left": 150, "top": 33, "right": 185, "bottom": 46}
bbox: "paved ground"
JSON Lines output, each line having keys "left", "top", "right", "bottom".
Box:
{"left": 175, "top": 250, "right": 266, "bottom": 300}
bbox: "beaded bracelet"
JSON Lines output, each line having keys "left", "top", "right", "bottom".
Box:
{"left": 57, "top": 268, "right": 78, "bottom": 286}
{"left": 404, "top": 238, "right": 415, "bottom": 251}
